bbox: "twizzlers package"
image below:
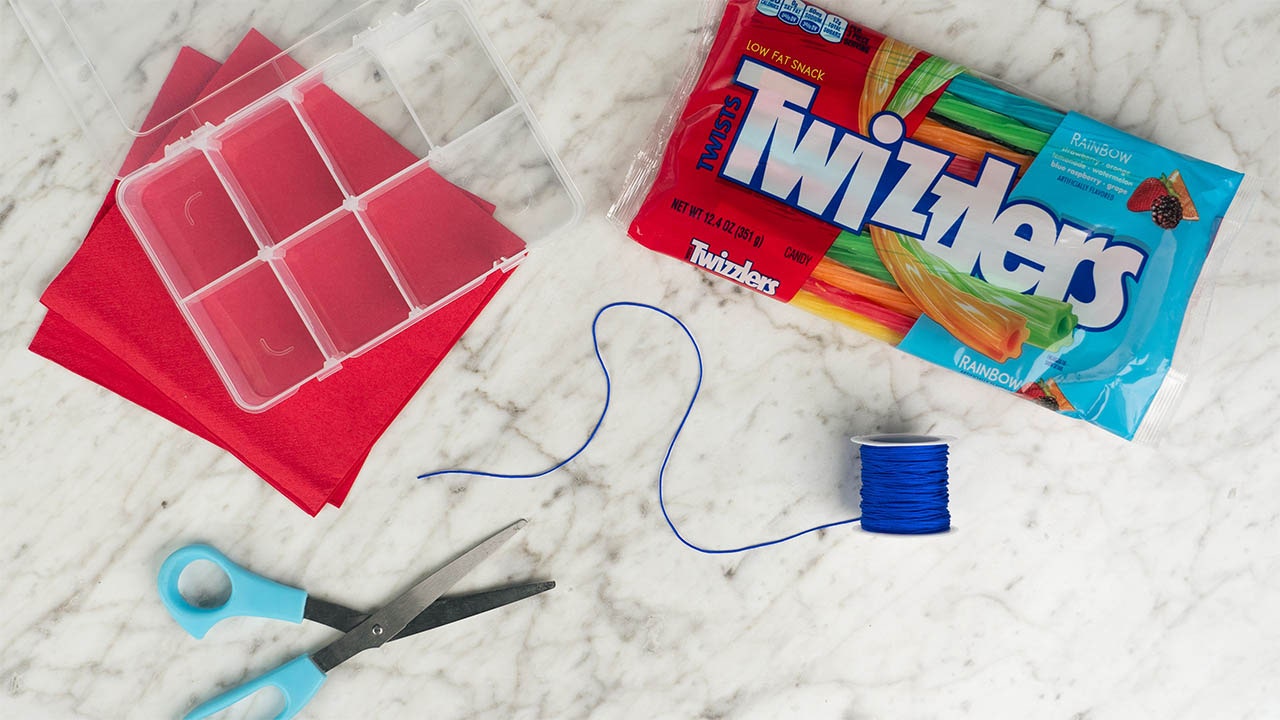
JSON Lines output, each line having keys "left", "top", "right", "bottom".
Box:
{"left": 611, "top": 0, "right": 1258, "bottom": 440}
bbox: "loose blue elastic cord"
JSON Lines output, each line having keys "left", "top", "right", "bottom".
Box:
{"left": 417, "top": 301, "right": 862, "bottom": 554}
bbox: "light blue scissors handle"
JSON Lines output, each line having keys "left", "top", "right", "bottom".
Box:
{"left": 184, "top": 654, "right": 327, "bottom": 720}
{"left": 158, "top": 544, "right": 307, "bottom": 639}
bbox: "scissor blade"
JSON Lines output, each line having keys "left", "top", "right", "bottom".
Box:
{"left": 397, "top": 581, "right": 554, "bottom": 640}
{"left": 310, "top": 519, "right": 526, "bottom": 673}
{"left": 303, "top": 596, "right": 367, "bottom": 633}
{"left": 303, "top": 582, "right": 555, "bottom": 637}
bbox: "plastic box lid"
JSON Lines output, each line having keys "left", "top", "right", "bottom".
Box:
{"left": 12, "top": 0, "right": 583, "bottom": 411}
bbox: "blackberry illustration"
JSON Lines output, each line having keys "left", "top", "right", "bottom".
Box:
{"left": 1152, "top": 194, "right": 1183, "bottom": 229}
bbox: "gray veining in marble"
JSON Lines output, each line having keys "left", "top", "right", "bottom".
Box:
{"left": 1, "top": 0, "right": 1278, "bottom": 718}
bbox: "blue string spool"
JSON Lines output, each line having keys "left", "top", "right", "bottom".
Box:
{"left": 852, "top": 435, "right": 952, "bottom": 535}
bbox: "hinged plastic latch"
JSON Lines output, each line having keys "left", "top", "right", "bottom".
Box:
{"left": 165, "top": 123, "right": 219, "bottom": 158}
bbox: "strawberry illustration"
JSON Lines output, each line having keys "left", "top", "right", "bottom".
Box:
{"left": 1127, "top": 177, "right": 1167, "bottom": 212}
{"left": 1128, "top": 177, "right": 1167, "bottom": 212}
{"left": 1129, "top": 172, "right": 1200, "bottom": 222}
{"left": 1017, "top": 381, "right": 1054, "bottom": 409}
{"left": 1017, "top": 379, "right": 1076, "bottom": 412}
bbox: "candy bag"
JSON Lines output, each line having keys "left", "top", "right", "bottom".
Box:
{"left": 611, "top": 0, "right": 1259, "bottom": 440}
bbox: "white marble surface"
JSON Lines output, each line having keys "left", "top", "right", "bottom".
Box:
{"left": 2, "top": 0, "right": 1279, "bottom": 718}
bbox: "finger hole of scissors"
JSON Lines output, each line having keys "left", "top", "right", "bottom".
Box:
{"left": 177, "top": 559, "right": 233, "bottom": 610}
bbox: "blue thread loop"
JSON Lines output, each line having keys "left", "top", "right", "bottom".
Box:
{"left": 418, "top": 303, "right": 951, "bottom": 554}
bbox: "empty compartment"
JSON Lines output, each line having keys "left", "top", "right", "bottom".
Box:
{"left": 281, "top": 211, "right": 411, "bottom": 354}
{"left": 294, "top": 52, "right": 431, "bottom": 196}
{"left": 363, "top": 164, "right": 526, "bottom": 308}
{"left": 184, "top": 263, "right": 328, "bottom": 409}
{"left": 429, "top": 109, "right": 578, "bottom": 242}
{"left": 375, "top": 2, "right": 515, "bottom": 145}
{"left": 118, "top": 149, "right": 260, "bottom": 297}
{"left": 214, "top": 101, "right": 346, "bottom": 244}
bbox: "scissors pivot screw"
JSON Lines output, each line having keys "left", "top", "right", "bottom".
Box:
{"left": 371, "top": 625, "right": 384, "bottom": 636}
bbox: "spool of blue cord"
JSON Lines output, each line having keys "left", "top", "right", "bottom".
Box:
{"left": 853, "top": 435, "right": 952, "bottom": 535}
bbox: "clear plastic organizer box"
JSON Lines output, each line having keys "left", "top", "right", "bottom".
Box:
{"left": 12, "top": 0, "right": 583, "bottom": 411}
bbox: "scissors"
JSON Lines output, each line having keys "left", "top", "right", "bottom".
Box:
{"left": 157, "top": 520, "right": 548, "bottom": 719}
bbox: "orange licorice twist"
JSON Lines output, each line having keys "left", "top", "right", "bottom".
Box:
{"left": 912, "top": 118, "right": 1035, "bottom": 176}
{"left": 869, "top": 227, "right": 1029, "bottom": 361}
{"left": 802, "top": 277, "right": 918, "bottom": 337}
{"left": 808, "top": 258, "right": 921, "bottom": 319}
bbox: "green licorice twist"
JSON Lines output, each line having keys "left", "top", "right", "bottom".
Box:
{"left": 827, "top": 231, "right": 1078, "bottom": 350}
{"left": 894, "top": 234, "right": 1078, "bottom": 350}
{"left": 930, "top": 93, "right": 1052, "bottom": 154}
{"left": 827, "top": 231, "right": 897, "bottom": 284}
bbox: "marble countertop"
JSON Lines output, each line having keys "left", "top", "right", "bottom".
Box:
{"left": 2, "top": 0, "right": 1278, "bottom": 718}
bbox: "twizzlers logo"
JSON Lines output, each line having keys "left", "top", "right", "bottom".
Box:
{"left": 714, "top": 58, "right": 1149, "bottom": 331}
{"left": 687, "top": 238, "right": 781, "bottom": 295}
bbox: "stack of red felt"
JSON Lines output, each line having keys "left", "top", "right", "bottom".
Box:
{"left": 29, "top": 31, "right": 523, "bottom": 514}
